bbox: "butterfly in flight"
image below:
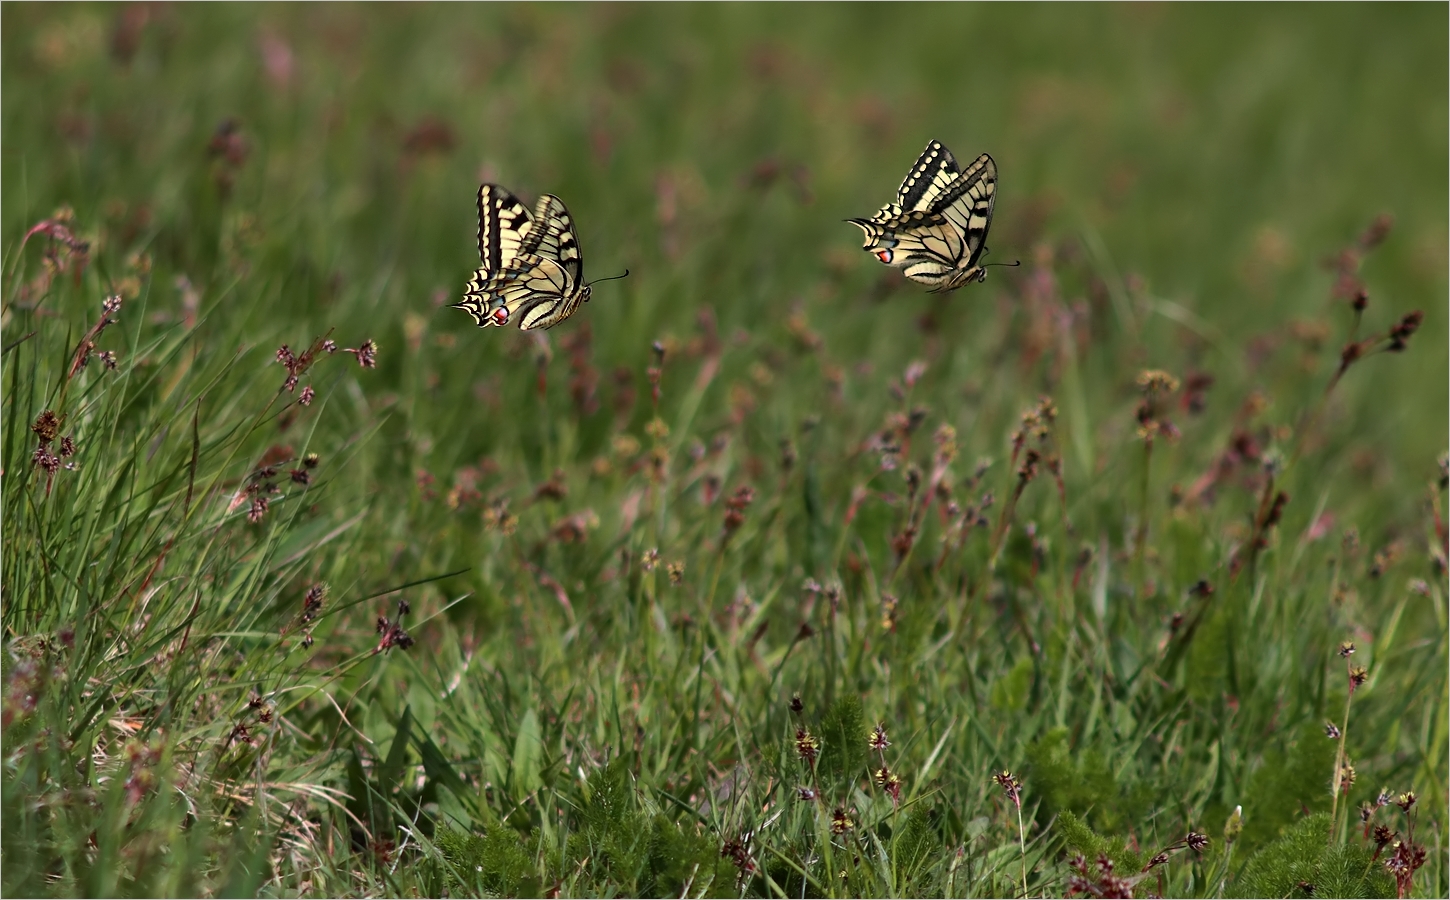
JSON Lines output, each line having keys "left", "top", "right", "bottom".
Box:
{"left": 847, "top": 140, "right": 1017, "bottom": 292}
{"left": 454, "top": 185, "right": 627, "bottom": 331}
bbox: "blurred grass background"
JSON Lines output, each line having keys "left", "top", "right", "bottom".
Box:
{"left": 3, "top": 3, "right": 1446, "bottom": 897}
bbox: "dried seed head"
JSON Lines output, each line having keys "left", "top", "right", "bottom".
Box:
{"left": 788, "top": 693, "right": 803, "bottom": 714}
{"left": 1324, "top": 721, "right": 1342, "bottom": 739}
{"left": 303, "top": 452, "right": 320, "bottom": 469}
{"left": 868, "top": 723, "right": 890, "bottom": 752}
{"left": 31, "top": 411, "right": 60, "bottom": 444}
{"left": 32, "top": 447, "right": 60, "bottom": 474}
{"left": 1387, "top": 311, "right": 1423, "bottom": 352}
{"left": 874, "top": 766, "right": 903, "bottom": 802}
{"left": 1348, "top": 665, "right": 1368, "bottom": 691}
{"left": 1136, "top": 369, "right": 1181, "bottom": 397}
{"left": 796, "top": 786, "right": 816, "bottom": 801}
{"left": 1395, "top": 791, "right": 1416, "bottom": 812}
{"left": 1185, "top": 832, "right": 1209, "bottom": 852}
{"left": 59, "top": 436, "right": 76, "bottom": 458}
{"left": 666, "top": 561, "right": 685, "bottom": 585}
{"left": 794, "top": 727, "right": 820, "bottom": 763}
{"left": 348, "top": 339, "right": 378, "bottom": 368}
{"left": 248, "top": 495, "right": 269, "bottom": 523}
{"left": 1338, "top": 760, "right": 1357, "bottom": 792}
{"left": 102, "top": 294, "right": 123, "bottom": 317}
{"left": 97, "top": 351, "right": 119, "bottom": 370}
{"left": 299, "top": 386, "right": 315, "bottom": 406}
{"left": 1338, "top": 641, "right": 1356, "bottom": 658}
{"left": 725, "top": 485, "right": 756, "bottom": 512}
{"left": 992, "top": 770, "right": 1022, "bottom": 807}
{"left": 641, "top": 548, "right": 660, "bottom": 572}
{"left": 1357, "top": 213, "right": 1394, "bottom": 250}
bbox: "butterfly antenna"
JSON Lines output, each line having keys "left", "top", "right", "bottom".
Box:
{"left": 983, "top": 260, "right": 1022, "bottom": 269}
{"left": 587, "top": 269, "right": 630, "bottom": 286}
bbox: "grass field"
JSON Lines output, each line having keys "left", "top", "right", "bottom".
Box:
{"left": 3, "top": 4, "right": 1447, "bottom": 897}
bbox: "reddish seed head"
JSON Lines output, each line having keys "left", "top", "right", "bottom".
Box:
{"left": 992, "top": 770, "right": 1022, "bottom": 806}
{"left": 1387, "top": 310, "right": 1423, "bottom": 351}
{"left": 794, "top": 727, "right": 820, "bottom": 764}
{"left": 31, "top": 410, "right": 60, "bottom": 444}
{"left": 1348, "top": 665, "right": 1368, "bottom": 690}
{"left": 1357, "top": 213, "right": 1393, "bottom": 251}
{"left": 868, "top": 723, "right": 890, "bottom": 752}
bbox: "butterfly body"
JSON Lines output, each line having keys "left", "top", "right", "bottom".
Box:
{"left": 455, "top": 185, "right": 611, "bottom": 331}
{"left": 848, "top": 141, "right": 1004, "bottom": 293}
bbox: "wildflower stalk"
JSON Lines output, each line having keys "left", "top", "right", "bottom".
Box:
{"left": 1016, "top": 799, "right": 1028, "bottom": 896}
{"left": 1131, "top": 371, "right": 1179, "bottom": 596}
{"left": 993, "top": 771, "right": 1028, "bottom": 898}
{"left": 1329, "top": 641, "right": 1367, "bottom": 844}
{"left": 1134, "top": 438, "right": 1153, "bottom": 596}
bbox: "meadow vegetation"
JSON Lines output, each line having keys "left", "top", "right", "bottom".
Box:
{"left": 2, "top": 4, "right": 1446, "bottom": 897}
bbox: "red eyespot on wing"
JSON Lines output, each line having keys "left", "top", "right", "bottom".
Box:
{"left": 492, "top": 307, "right": 509, "bottom": 326}
{"left": 876, "top": 250, "right": 893, "bottom": 264}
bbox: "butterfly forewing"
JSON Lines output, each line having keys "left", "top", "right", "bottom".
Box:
{"left": 895, "top": 140, "right": 962, "bottom": 212}
{"left": 929, "top": 153, "right": 996, "bottom": 269}
{"left": 477, "top": 184, "right": 534, "bottom": 276}
{"left": 519, "top": 195, "right": 585, "bottom": 283}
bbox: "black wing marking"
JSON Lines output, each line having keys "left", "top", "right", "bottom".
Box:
{"left": 895, "top": 140, "right": 962, "bottom": 212}
{"left": 477, "top": 184, "right": 534, "bottom": 277}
